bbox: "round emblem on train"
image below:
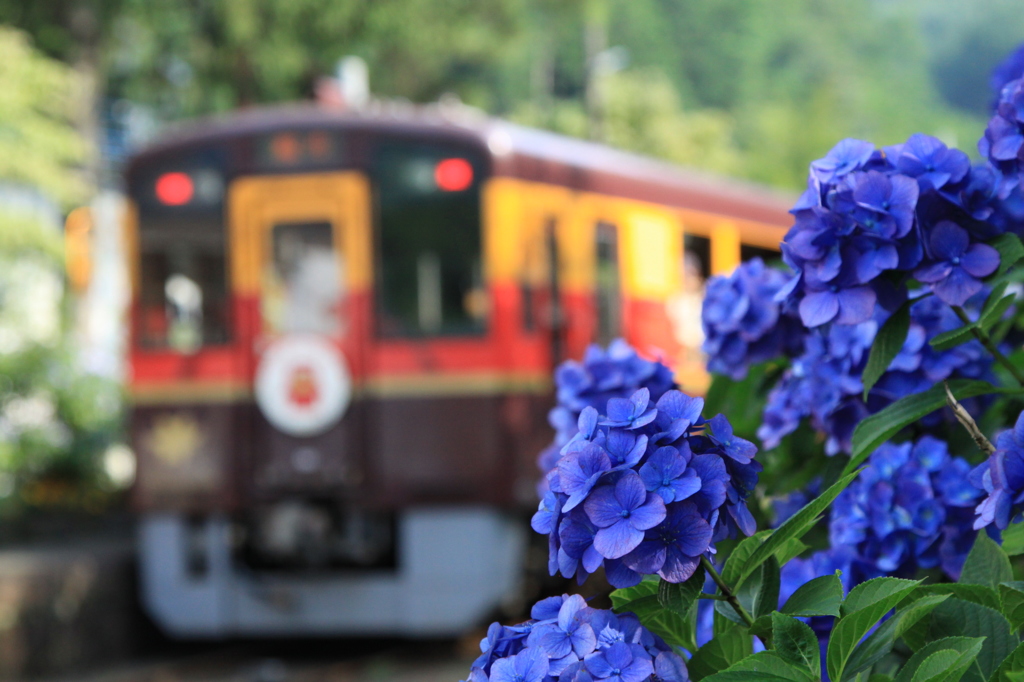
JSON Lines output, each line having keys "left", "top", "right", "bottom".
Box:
{"left": 255, "top": 335, "right": 351, "bottom": 437}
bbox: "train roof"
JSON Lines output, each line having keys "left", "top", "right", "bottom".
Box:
{"left": 129, "top": 102, "right": 796, "bottom": 227}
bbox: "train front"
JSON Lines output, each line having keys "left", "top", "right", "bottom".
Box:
{"left": 124, "top": 118, "right": 537, "bottom": 637}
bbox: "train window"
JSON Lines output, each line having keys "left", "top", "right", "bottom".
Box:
{"left": 671, "top": 232, "right": 710, "bottom": 352}
{"left": 740, "top": 243, "right": 781, "bottom": 264}
{"left": 595, "top": 222, "right": 621, "bottom": 346}
{"left": 373, "top": 142, "right": 486, "bottom": 337}
{"left": 262, "top": 222, "right": 342, "bottom": 336}
{"left": 683, "top": 233, "right": 711, "bottom": 281}
{"left": 137, "top": 210, "right": 230, "bottom": 351}
{"left": 520, "top": 217, "right": 561, "bottom": 337}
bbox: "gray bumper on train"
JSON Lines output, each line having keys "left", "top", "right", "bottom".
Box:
{"left": 139, "top": 508, "right": 525, "bottom": 637}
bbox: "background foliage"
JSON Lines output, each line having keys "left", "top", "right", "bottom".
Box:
{"left": 4, "top": 0, "right": 1024, "bottom": 190}
{"left": 0, "top": 26, "right": 121, "bottom": 513}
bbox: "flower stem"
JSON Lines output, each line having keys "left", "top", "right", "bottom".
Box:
{"left": 952, "top": 306, "right": 1024, "bottom": 387}
{"left": 700, "top": 555, "right": 755, "bottom": 628}
{"left": 943, "top": 381, "right": 996, "bottom": 456}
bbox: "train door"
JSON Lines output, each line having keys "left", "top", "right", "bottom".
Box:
{"left": 570, "top": 195, "right": 624, "bottom": 353}
{"left": 517, "top": 186, "right": 573, "bottom": 374}
{"left": 228, "top": 172, "right": 372, "bottom": 497}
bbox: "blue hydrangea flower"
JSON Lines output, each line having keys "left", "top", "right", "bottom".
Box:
{"left": 586, "top": 473, "right": 667, "bottom": 559}
{"left": 992, "top": 43, "right": 1024, "bottom": 110}
{"left": 914, "top": 222, "right": 1000, "bottom": 306}
{"left": 829, "top": 437, "right": 983, "bottom": 581}
{"left": 781, "top": 135, "right": 1002, "bottom": 327}
{"left": 981, "top": 75, "right": 1024, "bottom": 198}
{"left": 638, "top": 445, "right": 701, "bottom": 504}
{"left": 461, "top": 595, "right": 689, "bottom": 682}
{"left": 758, "top": 293, "right": 996, "bottom": 456}
{"left": 972, "top": 410, "right": 1024, "bottom": 530}
{"left": 624, "top": 502, "right": 713, "bottom": 582}
{"left": 538, "top": 343, "right": 761, "bottom": 588}
{"left": 539, "top": 341, "right": 678, "bottom": 492}
{"left": 701, "top": 258, "right": 804, "bottom": 380}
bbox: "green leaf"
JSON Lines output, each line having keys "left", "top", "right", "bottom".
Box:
{"left": 689, "top": 624, "right": 752, "bottom": 681}
{"left": 782, "top": 573, "right": 845, "bottom": 618}
{"left": 863, "top": 300, "right": 912, "bottom": 399}
{"left": 748, "top": 614, "right": 773, "bottom": 640}
{"left": 979, "top": 288, "right": 1016, "bottom": 334}
{"left": 659, "top": 565, "right": 706, "bottom": 617}
{"left": 611, "top": 578, "right": 696, "bottom": 651}
{"left": 907, "top": 584, "right": 1001, "bottom": 611}
{"left": 841, "top": 594, "right": 949, "bottom": 681}
{"left": 827, "top": 578, "right": 922, "bottom": 682}
{"left": 716, "top": 557, "right": 770, "bottom": 622}
{"left": 981, "top": 296, "right": 1016, "bottom": 333}
{"left": 1003, "top": 522, "right": 1024, "bottom": 556}
{"left": 735, "top": 471, "right": 860, "bottom": 588}
{"left": 755, "top": 557, "right": 782, "bottom": 619}
{"left": 912, "top": 650, "right": 969, "bottom": 682}
{"left": 722, "top": 530, "right": 772, "bottom": 587}
{"left": 892, "top": 637, "right": 985, "bottom": 682}
{"left": 981, "top": 282, "right": 1011, "bottom": 317}
{"left": 992, "top": 233, "right": 1024, "bottom": 276}
{"left": 846, "top": 380, "right": 1010, "bottom": 475}
{"left": 842, "top": 578, "right": 923, "bottom": 615}
{"left": 990, "top": 640, "right": 1024, "bottom": 682}
{"left": 907, "top": 598, "right": 1017, "bottom": 682}
{"left": 999, "top": 582, "right": 1024, "bottom": 631}
{"left": 960, "top": 533, "right": 1013, "bottom": 591}
{"left": 703, "top": 652, "right": 818, "bottom": 682}
{"left": 772, "top": 612, "right": 821, "bottom": 677}
{"left": 930, "top": 324, "right": 978, "bottom": 352}
{"left": 775, "top": 538, "right": 811, "bottom": 567}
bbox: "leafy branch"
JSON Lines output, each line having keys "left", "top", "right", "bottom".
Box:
{"left": 701, "top": 555, "right": 756, "bottom": 629}
{"left": 951, "top": 305, "right": 1024, "bottom": 387}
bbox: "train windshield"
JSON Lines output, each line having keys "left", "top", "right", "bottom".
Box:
{"left": 373, "top": 142, "right": 486, "bottom": 337}
{"left": 262, "top": 221, "right": 342, "bottom": 336}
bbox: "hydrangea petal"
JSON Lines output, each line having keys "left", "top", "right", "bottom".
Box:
{"left": 799, "top": 289, "right": 840, "bottom": 327}
{"left": 593, "top": 520, "right": 644, "bottom": 559}
{"left": 960, "top": 243, "right": 1000, "bottom": 278}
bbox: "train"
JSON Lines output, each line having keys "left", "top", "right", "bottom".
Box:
{"left": 118, "top": 102, "right": 792, "bottom": 637}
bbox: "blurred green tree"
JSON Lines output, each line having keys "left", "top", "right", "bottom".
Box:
{"left": 0, "top": 26, "right": 122, "bottom": 512}
{"left": 2, "top": 0, "right": 1016, "bottom": 189}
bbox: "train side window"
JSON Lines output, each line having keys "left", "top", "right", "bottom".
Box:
{"left": 262, "top": 222, "right": 341, "bottom": 336}
{"left": 137, "top": 211, "right": 230, "bottom": 351}
{"left": 373, "top": 142, "right": 486, "bottom": 337}
{"left": 521, "top": 217, "right": 559, "bottom": 333}
{"left": 595, "top": 222, "right": 621, "bottom": 346}
{"left": 683, "top": 234, "right": 711, "bottom": 282}
{"left": 672, "top": 232, "right": 711, "bottom": 352}
{"left": 740, "top": 243, "right": 780, "bottom": 264}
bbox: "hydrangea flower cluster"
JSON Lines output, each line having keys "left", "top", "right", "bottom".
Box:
{"left": 533, "top": 362, "right": 761, "bottom": 589}
{"left": 981, "top": 74, "right": 1024, "bottom": 199}
{"left": 828, "top": 437, "right": 983, "bottom": 582}
{"left": 971, "top": 410, "right": 1024, "bottom": 531}
{"left": 700, "top": 258, "right": 804, "bottom": 380}
{"left": 538, "top": 341, "right": 676, "bottom": 482}
{"left": 758, "top": 295, "right": 994, "bottom": 455}
{"left": 781, "top": 135, "right": 1001, "bottom": 325}
{"left": 991, "top": 44, "right": 1024, "bottom": 111}
{"left": 461, "top": 594, "right": 689, "bottom": 682}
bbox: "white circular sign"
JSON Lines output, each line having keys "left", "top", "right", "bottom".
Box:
{"left": 255, "top": 335, "right": 351, "bottom": 437}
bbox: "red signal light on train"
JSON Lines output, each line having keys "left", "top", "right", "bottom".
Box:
{"left": 434, "top": 158, "right": 473, "bottom": 192}
{"left": 155, "top": 172, "right": 194, "bottom": 205}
